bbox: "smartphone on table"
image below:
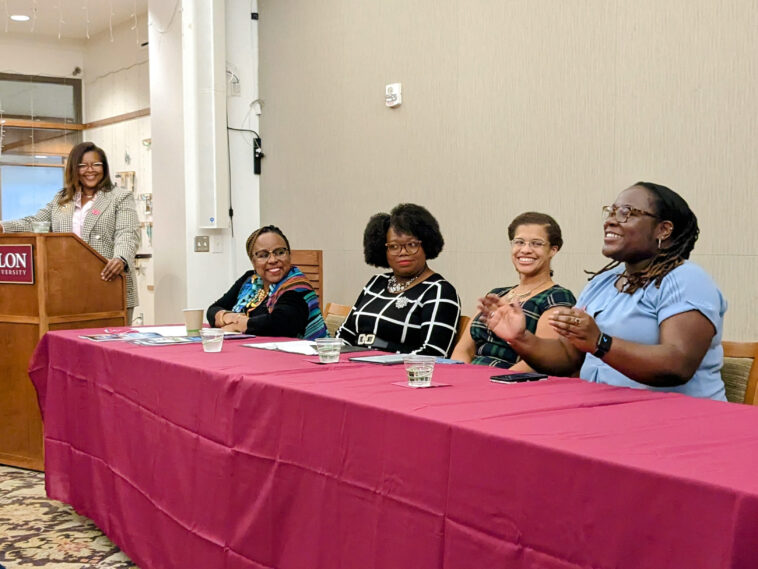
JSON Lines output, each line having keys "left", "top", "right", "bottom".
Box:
{"left": 490, "top": 372, "right": 548, "bottom": 384}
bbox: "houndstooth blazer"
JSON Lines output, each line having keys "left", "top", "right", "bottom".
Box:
{"left": 1, "top": 187, "right": 141, "bottom": 308}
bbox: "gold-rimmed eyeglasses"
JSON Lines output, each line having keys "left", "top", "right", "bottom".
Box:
{"left": 602, "top": 204, "right": 658, "bottom": 224}
{"left": 252, "top": 247, "right": 289, "bottom": 261}
{"left": 385, "top": 240, "right": 422, "bottom": 255}
{"left": 511, "top": 238, "right": 548, "bottom": 249}
{"left": 78, "top": 162, "right": 104, "bottom": 171}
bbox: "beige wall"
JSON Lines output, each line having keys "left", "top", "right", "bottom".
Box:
{"left": 258, "top": 0, "right": 758, "bottom": 340}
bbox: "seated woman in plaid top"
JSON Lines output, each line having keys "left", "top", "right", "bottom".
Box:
{"left": 452, "top": 212, "right": 576, "bottom": 369}
{"left": 336, "top": 203, "right": 461, "bottom": 357}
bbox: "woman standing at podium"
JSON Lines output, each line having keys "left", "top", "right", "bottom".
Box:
{"left": 0, "top": 142, "right": 141, "bottom": 322}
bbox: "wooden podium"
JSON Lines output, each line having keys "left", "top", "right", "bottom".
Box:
{"left": 0, "top": 233, "right": 127, "bottom": 471}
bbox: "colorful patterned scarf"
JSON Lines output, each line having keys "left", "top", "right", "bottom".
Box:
{"left": 232, "top": 266, "right": 327, "bottom": 340}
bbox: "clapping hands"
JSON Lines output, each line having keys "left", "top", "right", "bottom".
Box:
{"left": 477, "top": 293, "right": 527, "bottom": 342}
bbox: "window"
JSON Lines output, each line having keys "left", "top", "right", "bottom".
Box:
{"left": 0, "top": 164, "right": 63, "bottom": 219}
{"left": 0, "top": 73, "right": 81, "bottom": 218}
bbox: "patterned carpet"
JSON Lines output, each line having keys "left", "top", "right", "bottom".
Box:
{"left": 0, "top": 465, "right": 139, "bottom": 569}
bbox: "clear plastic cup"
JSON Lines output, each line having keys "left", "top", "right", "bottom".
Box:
{"left": 200, "top": 328, "right": 225, "bottom": 352}
{"left": 403, "top": 355, "right": 436, "bottom": 388}
{"left": 32, "top": 221, "right": 51, "bottom": 233}
{"left": 315, "top": 337, "right": 342, "bottom": 363}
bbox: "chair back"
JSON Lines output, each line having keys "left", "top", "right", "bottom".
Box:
{"left": 290, "top": 249, "right": 323, "bottom": 309}
{"left": 456, "top": 315, "right": 471, "bottom": 344}
{"left": 323, "top": 302, "right": 351, "bottom": 337}
{"left": 721, "top": 341, "right": 758, "bottom": 405}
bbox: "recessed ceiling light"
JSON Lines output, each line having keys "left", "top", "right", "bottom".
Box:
{"left": 10, "top": 14, "right": 31, "bottom": 22}
{"left": 35, "top": 155, "right": 48, "bottom": 159}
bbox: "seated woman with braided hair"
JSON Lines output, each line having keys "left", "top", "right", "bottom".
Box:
{"left": 480, "top": 182, "right": 727, "bottom": 400}
{"left": 207, "top": 225, "right": 327, "bottom": 340}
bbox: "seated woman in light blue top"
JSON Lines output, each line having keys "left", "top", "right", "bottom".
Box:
{"left": 479, "top": 182, "right": 727, "bottom": 400}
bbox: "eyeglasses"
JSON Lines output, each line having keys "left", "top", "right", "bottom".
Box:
{"left": 385, "top": 240, "right": 422, "bottom": 255}
{"left": 78, "top": 162, "right": 104, "bottom": 171}
{"left": 510, "top": 238, "right": 548, "bottom": 249}
{"left": 602, "top": 204, "right": 658, "bottom": 224}
{"left": 252, "top": 247, "right": 289, "bottom": 261}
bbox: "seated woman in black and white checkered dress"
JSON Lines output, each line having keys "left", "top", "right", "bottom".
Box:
{"left": 336, "top": 203, "right": 461, "bottom": 357}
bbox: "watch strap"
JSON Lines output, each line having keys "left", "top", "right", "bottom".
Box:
{"left": 593, "top": 332, "right": 612, "bottom": 358}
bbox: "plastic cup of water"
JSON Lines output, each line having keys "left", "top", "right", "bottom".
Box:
{"left": 32, "top": 221, "right": 51, "bottom": 233}
{"left": 200, "top": 328, "right": 225, "bottom": 352}
{"left": 315, "top": 338, "right": 342, "bottom": 363}
{"left": 403, "top": 355, "right": 436, "bottom": 388}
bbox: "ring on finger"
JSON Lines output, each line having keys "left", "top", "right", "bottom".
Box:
{"left": 573, "top": 317, "right": 580, "bottom": 325}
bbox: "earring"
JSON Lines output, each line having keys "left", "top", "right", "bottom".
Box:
{"left": 657, "top": 237, "right": 662, "bottom": 249}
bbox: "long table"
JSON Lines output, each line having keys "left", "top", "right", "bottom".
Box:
{"left": 29, "top": 330, "right": 758, "bottom": 569}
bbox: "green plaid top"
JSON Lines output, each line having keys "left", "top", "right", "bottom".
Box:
{"left": 470, "top": 284, "right": 576, "bottom": 368}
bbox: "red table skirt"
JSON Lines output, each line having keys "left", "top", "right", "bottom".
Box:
{"left": 30, "top": 330, "right": 758, "bottom": 569}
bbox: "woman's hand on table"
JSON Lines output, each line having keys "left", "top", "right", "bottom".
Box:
{"left": 214, "top": 310, "right": 228, "bottom": 328}
{"left": 220, "top": 311, "right": 248, "bottom": 333}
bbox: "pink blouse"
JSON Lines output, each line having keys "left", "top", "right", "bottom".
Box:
{"left": 72, "top": 192, "right": 95, "bottom": 237}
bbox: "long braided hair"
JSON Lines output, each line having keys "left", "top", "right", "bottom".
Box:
{"left": 587, "top": 182, "right": 700, "bottom": 294}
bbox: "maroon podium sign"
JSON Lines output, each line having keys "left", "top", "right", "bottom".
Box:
{"left": 0, "top": 244, "right": 33, "bottom": 284}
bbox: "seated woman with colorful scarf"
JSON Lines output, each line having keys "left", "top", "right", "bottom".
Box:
{"left": 206, "top": 225, "right": 328, "bottom": 340}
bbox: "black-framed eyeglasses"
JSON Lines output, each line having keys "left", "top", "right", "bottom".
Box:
{"left": 510, "top": 238, "right": 548, "bottom": 249}
{"left": 385, "top": 240, "right": 422, "bottom": 255}
{"left": 252, "top": 247, "right": 289, "bottom": 261}
{"left": 78, "top": 162, "right": 104, "bottom": 170}
{"left": 602, "top": 204, "right": 658, "bottom": 224}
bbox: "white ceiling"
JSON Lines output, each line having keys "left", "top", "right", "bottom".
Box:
{"left": 2, "top": 0, "right": 149, "bottom": 40}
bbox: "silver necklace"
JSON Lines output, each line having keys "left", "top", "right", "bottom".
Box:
{"left": 387, "top": 269, "right": 424, "bottom": 294}
{"left": 504, "top": 278, "right": 551, "bottom": 303}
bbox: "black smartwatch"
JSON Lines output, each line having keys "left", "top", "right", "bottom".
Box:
{"left": 593, "top": 332, "right": 612, "bottom": 359}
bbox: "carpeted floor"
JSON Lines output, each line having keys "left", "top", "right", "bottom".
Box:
{"left": 0, "top": 465, "right": 139, "bottom": 569}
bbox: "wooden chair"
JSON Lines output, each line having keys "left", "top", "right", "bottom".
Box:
{"left": 290, "top": 249, "right": 323, "bottom": 309}
{"left": 456, "top": 315, "right": 471, "bottom": 345}
{"left": 721, "top": 341, "right": 758, "bottom": 405}
{"left": 323, "top": 302, "right": 351, "bottom": 337}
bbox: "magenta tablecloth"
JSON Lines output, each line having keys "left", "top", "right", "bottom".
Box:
{"left": 29, "top": 330, "right": 758, "bottom": 569}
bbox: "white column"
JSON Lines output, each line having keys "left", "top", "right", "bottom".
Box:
{"left": 149, "top": 0, "right": 188, "bottom": 322}
{"left": 149, "top": 0, "right": 260, "bottom": 323}
{"left": 226, "top": 0, "right": 261, "bottom": 271}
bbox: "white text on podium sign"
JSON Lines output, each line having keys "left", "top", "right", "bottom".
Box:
{"left": 0, "top": 244, "right": 34, "bottom": 284}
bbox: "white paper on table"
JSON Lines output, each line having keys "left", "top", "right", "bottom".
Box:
{"left": 242, "top": 340, "right": 317, "bottom": 355}
{"left": 135, "top": 325, "right": 188, "bottom": 336}
{"left": 136, "top": 325, "right": 249, "bottom": 338}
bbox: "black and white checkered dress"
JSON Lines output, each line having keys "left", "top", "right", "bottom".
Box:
{"left": 336, "top": 273, "right": 461, "bottom": 357}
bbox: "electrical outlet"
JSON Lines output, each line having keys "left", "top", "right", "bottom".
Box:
{"left": 385, "top": 83, "right": 402, "bottom": 107}
{"left": 194, "top": 236, "right": 210, "bottom": 252}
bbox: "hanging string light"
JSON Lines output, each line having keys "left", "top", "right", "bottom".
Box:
{"left": 29, "top": 91, "right": 35, "bottom": 159}
{"left": 131, "top": 0, "right": 139, "bottom": 45}
{"left": 57, "top": 1, "right": 65, "bottom": 40}
{"left": 83, "top": 0, "right": 90, "bottom": 40}
{"left": 31, "top": 0, "right": 38, "bottom": 32}
{"left": 109, "top": 0, "right": 114, "bottom": 42}
{"left": 0, "top": 105, "right": 5, "bottom": 158}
